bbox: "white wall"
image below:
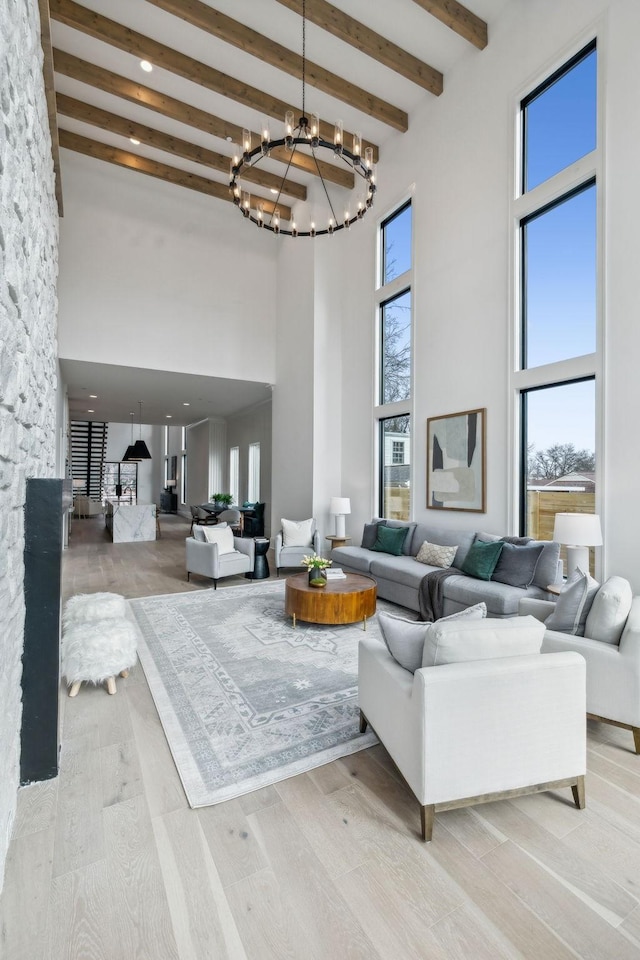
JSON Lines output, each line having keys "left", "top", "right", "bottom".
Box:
{"left": 56, "top": 150, "right": 278, "bottom": 386}
{"left": 321, "top": 0, "right": 640, "bottom": 589}
{"left": 186, "top": 420, "right": 211, "bottom": 506}
{"left": 0, "top": 0, "right": 59, "bottom": 890}
{"left": 226, "top": 400, "right": 272, "bottom": 535}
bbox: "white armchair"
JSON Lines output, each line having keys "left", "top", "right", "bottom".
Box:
{"left": 186, "top": 535, "right": 255, "bottom": 588}
{"left": 520, "top": 593, "right": 640, "bottom": 753}
{"left": 74, "top": 496, "right": 103, "bottom": 518}
{"left": 275, "top": 521, "right": 320, "bottom": 575}
{"left": 359, "top": 618, "right": 586, "bottom": 841}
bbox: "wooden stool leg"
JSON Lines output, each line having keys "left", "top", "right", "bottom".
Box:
{"left": 106, "top": 676, "right": 117, "bottom": 695}
{"left": 119, "top": 669, "right": 129, "bottom": 678}
{"left": 68, "top": 681, "right": 81, "bottom": 698}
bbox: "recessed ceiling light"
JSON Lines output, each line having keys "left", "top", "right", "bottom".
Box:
{"left": 87, "top": 409, "right": 94, "bottom": 413}
{"left": 129, "top": 137, "right": 140, "bottom": 145}
{"left": 183, "top": 402, "right": 190, "bottom": 406}
{"left": 140, "top": 60, "right": 153, "bottom": 72}
{"left": 166, "top": 414, "right": 172, "bottom": 418}
{"left": 89, "top": 394, "right": 97, "bottom": 398}
{"left": 225, "top": 135, "right": 233, "bottom": 142}
{"left": 270, "top": 188, "right": 278, "bottom": 194}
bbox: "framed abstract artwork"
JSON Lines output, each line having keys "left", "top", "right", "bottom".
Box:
{"left": 427, "top": 408, "right": 486, "bottom": 512}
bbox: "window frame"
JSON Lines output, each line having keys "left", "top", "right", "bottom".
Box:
{"left": 374, "top": 195, "right": 414, "bottom": 520}
{"left": 511, "top": 36, "right": 602, "bottom": 549}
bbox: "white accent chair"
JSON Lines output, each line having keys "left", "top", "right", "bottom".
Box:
{"left": 186, "top": 534, "right": 255, "bottom": 588}
{"left": 274, "top": 522, "right": 320, "bottom": 575}
{"left": 358, "top": 619, "right": 586, "bottom": 841}
{"left": 520, "top": 594, "right": 640, "bottom": 754}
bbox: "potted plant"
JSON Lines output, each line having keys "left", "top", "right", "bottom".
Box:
{"left": 210, "top": 492, "right": 233, "bottom": 509}
{"left": 301, "top": 554, "right": 332, "bottom": 587}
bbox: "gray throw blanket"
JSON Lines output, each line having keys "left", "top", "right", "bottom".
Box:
{"left": 417, "top": 535, "right": 533, "bottom": 621}
{"left": 418, "top": 568, "right": 459, "bottom": 622}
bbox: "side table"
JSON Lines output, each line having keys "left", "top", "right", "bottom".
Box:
{"left": 546, "top": 583, "right": 564, "bottom": 597}
{"left": 326, "top": 535, "right": 352, "bottom": 551}
{"left": 247, "top": 537, "right": 270, "bottom": 580}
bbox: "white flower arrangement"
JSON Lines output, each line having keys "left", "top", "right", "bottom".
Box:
{"left": 300, "top": 555, "right": 332, "bottom": 570}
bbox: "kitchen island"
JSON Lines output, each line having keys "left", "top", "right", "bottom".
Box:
{"left": 105, "top": 501, "right": 156, "bottom": 543}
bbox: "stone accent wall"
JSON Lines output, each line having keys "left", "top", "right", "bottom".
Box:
{"left": 0, "top": 0, "right": 59, "bottom": 890}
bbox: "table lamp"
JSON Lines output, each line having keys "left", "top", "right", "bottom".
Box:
{"left": 166, "top": 479, "right": 177, "bottom": 493}
{"left": 553, "top": 512, "right": 602, "bottom": 577}
{"left": 330, "top": 497, "right": 351, "bottom": 538}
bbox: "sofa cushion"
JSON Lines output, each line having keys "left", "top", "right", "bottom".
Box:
{"left": 492, "top": 541, "right": 545, "bottom": 588}
{"left": 370, "top": 555, "right": 436, "bottom": 589}
{"left": 282, "top": 518, "right": 314, "bottom": 547}
{"left": 584, "top": 576, "right": 633, "bottom": 645}
{"left": 442, "top": 575, "right": 540, "bottom": 617}
{"left": 202, "top": 525, "right": 235, "bottom": 554}
{"left": 530, "top": 540, "right": 562, "bottom": 589}
{"left": 379, "top": 603, "right": 486, "bottom": 673}
{"left": 373, "top": 518, "right": 417, "bottom": 556}
{"left": 460, "top": 539, "right": 504, "bottom": 580}
{"left": 361, "top": 520, "right": 385, "bottom": 549}
{"left": 544, "top": 568, "right": 600, "bottom": 636}
{"left": 330, "top": 546, "right": 374, "bottom": 573}
{"left": 415, "top": 540, "right": 458, "bottom": 569}
{"left": 422, "top": 615, "right": 545, "bottom": 668}
{"left": 410, "top": 525, "right": 474, "bottom": 568}
{"left": 371, "top": 525, "right": 409, "bottom": 557}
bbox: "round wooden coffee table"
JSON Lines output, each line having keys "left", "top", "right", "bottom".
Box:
{"left": 285, "top": 572, "right": 377, "bottom": 630}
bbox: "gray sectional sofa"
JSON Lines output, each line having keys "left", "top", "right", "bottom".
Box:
{"left": 329, "top": 518, "right": 561, "bottom": 618}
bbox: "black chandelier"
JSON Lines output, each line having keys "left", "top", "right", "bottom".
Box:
{"left": 122, "top": 402, "right": 151, "bottom": 462}
{"left": 229, "top": 1, "right": 376, "bottom": 237}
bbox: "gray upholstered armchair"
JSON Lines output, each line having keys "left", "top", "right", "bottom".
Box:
{"left": 186, "top": 531, "right": 255, "bottom": 588}
{"left": 274, "top": 519, "right": 320, "bottom": 575}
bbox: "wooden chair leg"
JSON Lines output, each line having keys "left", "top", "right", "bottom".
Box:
{"left": 571, "top": 775, "right": 586, "bottom": 809}
{"left": 106, "top": 676, "right": 117, "bottom": 695}
{"left": 120, "top": 669, "right": 129, "bottom": 679}
{"left": 68, "top": 680, "right": 81, "bottom": 698}
{"left": 421, "top": 804, "right": 435, "bottom": 842}
{"left": 359, "top": 710, "right": 368, "bottom": 733}
{"left": 633, "top": 727, "right": 640, "bottom": 755}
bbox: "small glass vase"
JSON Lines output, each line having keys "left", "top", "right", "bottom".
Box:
{"left": 308, "top": 567, "right": 327, "bottom": 588}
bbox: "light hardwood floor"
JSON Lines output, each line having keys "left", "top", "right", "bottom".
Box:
{"left": 2, "top": 514, "right": 640, "bottom": 959}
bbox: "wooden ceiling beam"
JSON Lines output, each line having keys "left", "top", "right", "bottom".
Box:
{"left": 274, "top": 0, "right": 443, "bottom": 96}
{"left": 56, "top": 93, "right": 307, "bottom": 201}
{"left": 58, "top": 129, "right": 292, "bottom": 219}
{"left": 49, "top": 0, "right": 379, "bottom": 161}
{"left": 37, "top": 0, "right": 64, "bottom": 214}
{"left": 53, "top": 50, "right": 354, "bottom": 189}
{"left": 145, "top": 0, "right": 407, "bottom": 132}
{"left": 409, "top": 0, "right": 488, "bottom": 50}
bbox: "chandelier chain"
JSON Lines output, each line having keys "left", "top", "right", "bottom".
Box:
{"left": 301, "top": 0, "right": 306, "bottom": 120}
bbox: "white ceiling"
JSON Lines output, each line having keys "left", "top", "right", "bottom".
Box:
{"left": 53, "top": 0, "right": 510, "bottom": 425}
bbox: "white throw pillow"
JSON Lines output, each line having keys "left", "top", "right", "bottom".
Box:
{"left": 415, "top": 540, "right": 458, "bottom": 569}
{"left": 584, "top": 576, "right": 633, "bottom": 645}
{"left": 282, "top": 518, "right": 314, "bottom": 547}
{"left": 378, "top": 603, "right": 486, "bottom": 674}
{"left": 544, "top": 567, "right": 600, "bottom": 637}
{"left": 423, "top": 615, "right": 544, "bottom": 668}
{"left": 202, "top": 525, "right": 235, "bottom": 554}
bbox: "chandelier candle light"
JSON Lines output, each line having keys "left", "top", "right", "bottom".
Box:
{"left": 229, "top": 0, "right": 376, "bottom": 237}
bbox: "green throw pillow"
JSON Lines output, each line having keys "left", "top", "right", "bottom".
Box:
{"left": 461, "top": 539, "right": 504, "bottom": 580}
{"left": 372, "top": 524, "right": 408, "bottom": 557}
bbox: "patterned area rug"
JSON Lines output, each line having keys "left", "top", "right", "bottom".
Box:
{"left": 129, "top": 580, "right": 382, "bottom": 807}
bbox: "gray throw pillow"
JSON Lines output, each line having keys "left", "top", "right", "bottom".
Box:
{"left": 544, "top": 567, "right": 600, "bottom": 636}
{"left": 362, "top": 520, "right": 385, "bottom": 550}
{"left": 378, "top": 602, "right": 486, "bottom": 674}
{"left": 530, "top": 540, "right": 562, "bottom": 589}
{"left": 492, "top": 542, "right": 545, "bottom": 588}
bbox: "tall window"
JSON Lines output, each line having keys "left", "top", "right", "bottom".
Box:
{"left": 163, "top": 425, "right": 169, "bottom": 487}
{"left": 248, "top": 442, "right": 260, "bottom": 502}
{"left": 515, "top": 41, "right": 599, "bottom": 556}
{"left": 180, "top": 428, "right": 187, "bottom": 505}
{"left": 229, "top": 446, "right": 239, "bottom": 505}
{"left": 376, "top": 200, "right": 412, "bottom": 519}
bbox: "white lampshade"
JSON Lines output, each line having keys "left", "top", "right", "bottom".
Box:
{"left": 330, "top": 497, "right": 351, "bottom": 516}
{"left": 553, "top": 513, "right": 602, "bottom": 546}
{"left": 166, "top": 479, "right": 177, "bottom": 488}
{"left": 72, "top": 479, "right": 84, "bottom": 489}
{"left": 553, "top": 513, "right": 602, "bottom": 578}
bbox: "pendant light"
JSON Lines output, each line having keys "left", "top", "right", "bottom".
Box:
{"left": 130, "top": 401, "right": 151, "bottom": 460}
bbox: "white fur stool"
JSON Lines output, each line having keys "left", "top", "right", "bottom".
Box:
{"left": 61, "top": 593, "right": 137, "bottom": 697}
